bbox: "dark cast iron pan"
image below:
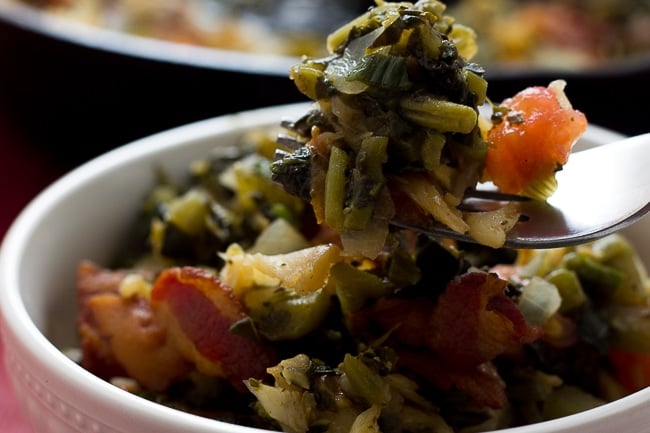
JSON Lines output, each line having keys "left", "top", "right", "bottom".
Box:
{"left": 0, "top": 1, "right": 647, "bottom": 167}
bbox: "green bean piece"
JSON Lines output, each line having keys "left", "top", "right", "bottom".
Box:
{"left": 400, "top": 95, "right": 478, "bottom": 134}
{"left": 412, "top": 22, "right": 444, "bottom": 63}
{"left": 591, "top": 235, "right": 650, "bottom": 305}
{"left": 324, "top": 146, "right": 350, "bottom": 232}
{"left": 463, "top": 69, "right": 487, "bottom": 106}
{"left": 340, "top": 354, "right": 390, "bottom": 406}
{"left": 562, "top": 252, "right": 625, "bottom": 299}
{"left": 420, "top": 131, "right": 447, "bottom": 171}
{"left": 545, "top": 268, "right": 586, "bottom": 313}
{"left": 343, "top": 173, "right": 375, "bottom": 231}
{"left": 344, "top": 136, "right": 388, "bottom": 231}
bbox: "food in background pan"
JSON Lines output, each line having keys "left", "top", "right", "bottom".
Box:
{"left": 447, "top": 0, "right": 650, "bottom": 70}
{"left": 12, "top": 0, "right": 367, "bottom": 57}
{"left": 13, "top": 0, "right": 650, "bottom": 70}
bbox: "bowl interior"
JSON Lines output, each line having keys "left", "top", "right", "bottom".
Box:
{"left": 1, "top": 102, "right": 649, "bottom": 433}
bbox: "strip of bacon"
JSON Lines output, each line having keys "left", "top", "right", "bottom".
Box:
{"left": 150, "top": 267, "right": 278, "bottom": 392}
{"left": 77, "top": 262, "right": 278, "bottom": 393}
{"left": 350, "top": 271, "right": 541, "bottom": 408}
{"left": 397, "top": 350, "right": 507, "bottom": 409}
{"left": 430, "top": 272, "right": 541, "bottom": 368}
{"left": 77, "top": 261, "right": 190, "bottom": 391}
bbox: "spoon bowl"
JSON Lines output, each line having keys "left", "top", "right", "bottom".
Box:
{"left": 395, "top": 133, "right": 650, "bottom": 249}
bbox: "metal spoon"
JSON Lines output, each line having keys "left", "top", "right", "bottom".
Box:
{"left": 392, "top": 132, "right": 650, "bottom": 249}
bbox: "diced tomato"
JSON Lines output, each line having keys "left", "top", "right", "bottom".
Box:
{"left": 485, "top": 83, "right": 587, "bottom": 195}
{"left": 608, "top": 348, "right": 650, "bottom": 393}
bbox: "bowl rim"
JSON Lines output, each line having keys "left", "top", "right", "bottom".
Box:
{"left": 1, "top": 0, "right": 649, "bottom": 79}
{"left": 1, "top": 102, "right": 649, "bottom": 433}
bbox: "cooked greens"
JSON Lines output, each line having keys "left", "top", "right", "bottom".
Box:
{"left": 77, "top": 125, "right": 650, "bottom": 433}
{"left": 270, "top": 0, "right": 495, "bottom": 257}
{"left": 270, "top": 0, "right": 587, "bottom": 255}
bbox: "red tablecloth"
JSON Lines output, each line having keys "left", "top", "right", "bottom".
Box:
{"left": 0, "top": 342, "right": 32, "bottom": 433}
{"left": 0, "top": 102, "right": 69, "bottom": 433}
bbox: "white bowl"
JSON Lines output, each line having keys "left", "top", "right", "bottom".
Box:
{"left": 1, "top": 103, "right": 648, "bottom": 433}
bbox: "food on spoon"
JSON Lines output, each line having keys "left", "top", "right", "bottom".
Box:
{"left": 446, "top": 0, "right": 650, "bottom": 71}
{"left": 485, "top": 80, "right": 587, "bottom": 199}
{"left": 270, "top": 0, "right": 587, "bottom": 255}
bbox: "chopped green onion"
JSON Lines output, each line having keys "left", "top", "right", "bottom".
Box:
{"left": 324, "top": 145, "right": 350, "bottom": 232}
{"left": 344, "top": 136, "right": 388, "bottom": 231}
{"left": 347, "top": 52, "right": 412, "bottom": 90}
{"left": 340, "top": 354, "right": 390, "bottom": 406}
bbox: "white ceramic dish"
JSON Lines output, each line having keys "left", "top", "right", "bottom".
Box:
{"left": 1, "top": 102, "right": 649, "bottom": 433}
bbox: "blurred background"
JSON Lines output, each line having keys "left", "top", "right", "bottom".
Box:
{"left": 0, "top": 0, "right": 649, "bottom": 239}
